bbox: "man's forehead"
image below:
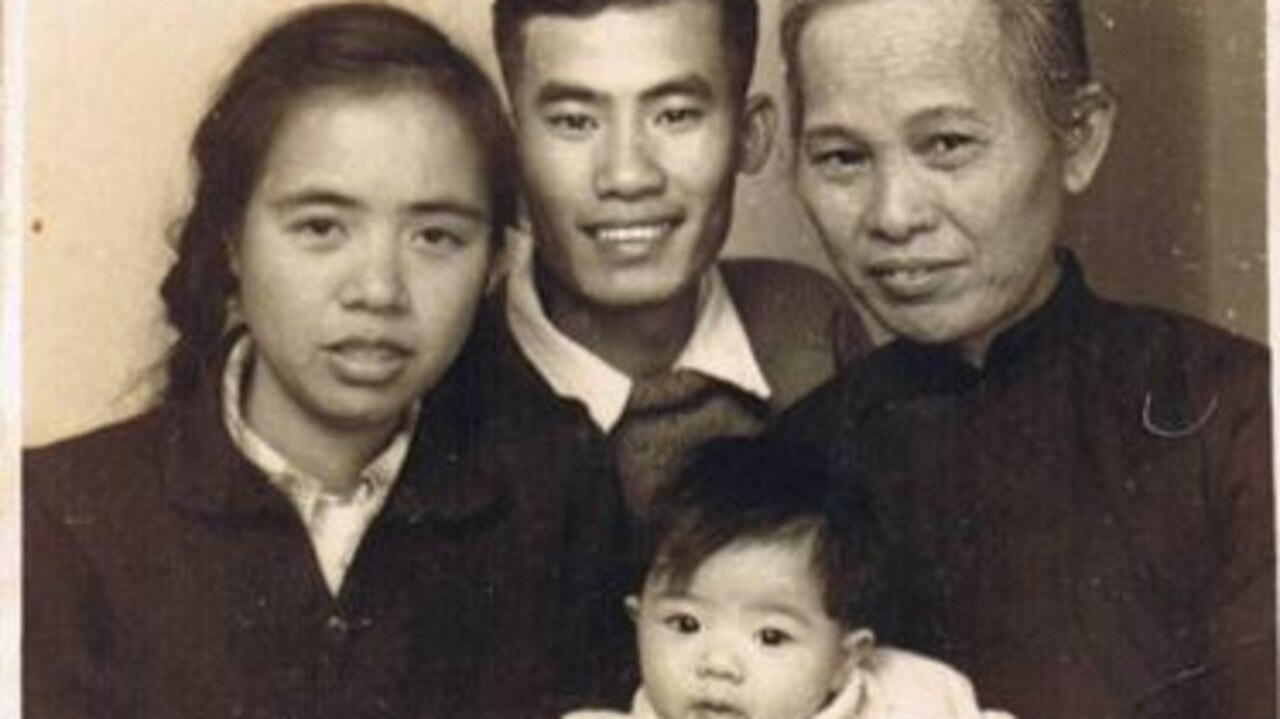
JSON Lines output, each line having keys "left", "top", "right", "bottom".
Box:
{"left": 513, "top": 0, "right": 731, "bottom": 95}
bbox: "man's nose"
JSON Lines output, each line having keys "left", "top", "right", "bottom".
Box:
{"left": 868, "top": 159, "right": 938, "bottom": 243}
{"left": 593, "top": 119, "right": 664, "bottom": 199}
{"left": 339, "top": 232, "right": 408, "bottom": 312}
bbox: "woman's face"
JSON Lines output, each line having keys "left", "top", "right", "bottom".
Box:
{"left": 233, "top": 85, "right": 493, "bottom": 447}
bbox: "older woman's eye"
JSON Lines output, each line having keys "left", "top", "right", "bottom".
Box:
{"left": 806, "top": 144, "right": 871, "bottom": 183}
{"left": 922, "top": 132, "right": 982, "bottom": 169}
{"left": 290, "top": 217, "right": 346, "bottom": 245}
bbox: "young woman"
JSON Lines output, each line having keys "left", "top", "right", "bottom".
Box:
{"left": 23, "top": 5, "right": 514, "bottom": 719}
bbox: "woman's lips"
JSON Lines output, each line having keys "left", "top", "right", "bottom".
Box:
{"left": 324, "top": 339, "right": 412, "bottom": 385}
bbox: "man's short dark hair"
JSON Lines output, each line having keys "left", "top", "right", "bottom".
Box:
{"left": 492, "top": 0, "right": 760, "bottom": 100}
{"left": 642, "top": 437, "right": 883, "bottom": 629}
{"left": 781, "top": 0, "right": 1093, "bottom": 137}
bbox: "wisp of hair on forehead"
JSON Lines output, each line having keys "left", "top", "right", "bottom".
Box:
{"left": 160, "top": 2, "right": 515, "bottom": 402}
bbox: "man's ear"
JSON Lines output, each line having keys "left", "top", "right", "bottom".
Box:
{"left": 831, "top": 628, "right": 875, "bottom": 692}
{"left": 737, "top": 92, "right": 777, "bottom": 176}
{"left": 1059, "top": 82, "right": 1117, "bottom": 195}
{"left": 625, "top": 595, "right": 641, "bottom": 623}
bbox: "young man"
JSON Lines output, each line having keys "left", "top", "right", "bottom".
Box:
{"left": 399, "top": 0, "right": 866, "bottom": 715}
{"left": 487, "top": 0, "right": 865, "bottom": 515}
{"left": 772, "top": 1, "right": 1274, "bottom": 718}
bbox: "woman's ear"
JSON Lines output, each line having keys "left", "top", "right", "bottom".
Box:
{"left": 226, "top": 233, "right": 243, "bottom": 278}
{"left": 737, "top": 92, "right": 777, "bottom": 176}
{"left": 1059, "top": 82, "right": 1117, "bottom": 195}
{"left": 625, "top": 595, "right": 641, "bottom": 623}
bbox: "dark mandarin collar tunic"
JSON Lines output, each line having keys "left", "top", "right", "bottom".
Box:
{"left": 773, "top": 255, "right": 1274, "bottom": 719}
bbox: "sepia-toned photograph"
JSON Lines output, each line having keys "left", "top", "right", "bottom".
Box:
{"left": 14, "top": 0, "right": 1274, "bottom": 718}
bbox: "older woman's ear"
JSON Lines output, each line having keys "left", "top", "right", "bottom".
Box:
{"left": 1060, "top": 82, "right": 1117, "bottom": 194}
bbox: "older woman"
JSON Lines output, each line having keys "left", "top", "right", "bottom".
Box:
{"left": 772, "top": 1, "right": 1273, "bottom": 718}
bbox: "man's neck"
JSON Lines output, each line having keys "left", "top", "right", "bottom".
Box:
{"left": 535, "top": 267, "right": 701, "bottom": 379}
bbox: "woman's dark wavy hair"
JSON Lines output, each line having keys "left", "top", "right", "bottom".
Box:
{"left": 160, "top": 2, "right": 516, "bottom": 402}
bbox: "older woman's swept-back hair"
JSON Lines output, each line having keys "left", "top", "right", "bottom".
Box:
{"left": 780, "top": 0, "right": 1094, "bottom": 135}
{"left": 492, "top": 0, "right": 760, "bottom": 100}
{"left": 161, "top": 2, "right": 516, "bottom": 402}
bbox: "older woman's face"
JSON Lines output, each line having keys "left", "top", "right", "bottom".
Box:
{"left": 793, "top": 0, "right": 1085, "bottom": 364}
{"left": 233, "top": 86, "right": 492, "bottom": 441}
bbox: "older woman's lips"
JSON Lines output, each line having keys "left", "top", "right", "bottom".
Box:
{"left": 869, "top": 260, "right": 960, "bottom": 300}
{"left": 325, "top": 340, "right": 412, "bottom": 384}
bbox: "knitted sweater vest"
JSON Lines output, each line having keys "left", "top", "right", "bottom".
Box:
{"left": 610, "top": 369, "right": 770, "bottom": 514}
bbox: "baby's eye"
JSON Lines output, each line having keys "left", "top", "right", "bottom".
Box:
{"left": 662, "top": 613, "right": 701, "bottom": 634}
{"left": 756, "top": 627, "right": 794, "bottom": 647}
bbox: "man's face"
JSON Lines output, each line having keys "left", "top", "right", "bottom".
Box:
{"left": 792, "top": 0, "right": 1089, "bottom": 364}
{"left": 508, "top": 0, "right": 760, "bottom": 313}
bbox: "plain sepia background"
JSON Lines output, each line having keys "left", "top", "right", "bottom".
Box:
{"left": 22, "top": 0, "right": 1268, "bottom": 447}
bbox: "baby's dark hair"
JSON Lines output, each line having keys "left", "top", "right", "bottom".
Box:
{"left": 642, "top": 437, "right": 883, "bottom": 629}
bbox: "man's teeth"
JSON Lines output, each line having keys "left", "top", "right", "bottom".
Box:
{"left": 882, "top": 266, "right": 933, "bottom": 279}
{"left": 594, "top": 223, "right": 670, "bottom": 243}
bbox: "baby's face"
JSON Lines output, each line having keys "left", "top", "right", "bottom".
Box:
{"left": 632, "top": 536, "right": 861, "bottom": 719}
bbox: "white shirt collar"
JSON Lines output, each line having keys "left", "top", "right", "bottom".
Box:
{"left": 503, "top": 228, "right": 771, "bottom": 432}
{"left": 220, "top": 336, "right": 415, "bottom": 501}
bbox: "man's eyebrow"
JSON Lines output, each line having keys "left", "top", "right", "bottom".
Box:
{"left": 640, "top": 74, "right": 714, "bottom": 104}
{"left": 269, "top": 189, "right": 361, "bottom": 211}
{"left": 535, "top": 81, "right": 602, "bottom": 106}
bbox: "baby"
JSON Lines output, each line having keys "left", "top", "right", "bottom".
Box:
{"left": 576, "top": 437, "right": 1009, "bottom": 719}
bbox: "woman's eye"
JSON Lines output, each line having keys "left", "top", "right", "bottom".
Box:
{"left": 291, "top": 217, "right": 344, "bottom": 243}
{"left": 411, "top": 227, "right": 464, "bottom": 250}
{"left": 662, "top": 613, "right": 701, "bottom": 634}
{"left": 756, "top": 627, "right": 794, "bottom": 647}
